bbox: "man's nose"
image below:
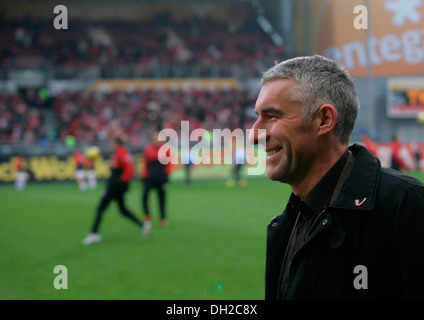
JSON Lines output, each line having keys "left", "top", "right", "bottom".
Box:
{"left": 248, "top": 120, "right": 268, "bottom": 145}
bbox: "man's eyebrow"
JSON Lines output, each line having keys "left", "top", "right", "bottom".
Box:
{"left": 255, "top": 106, "right": 283, "bottom": 116}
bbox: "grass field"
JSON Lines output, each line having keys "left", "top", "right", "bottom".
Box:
{"left": 2, "top": 171, "right": 423, "bottom": 300}
{"left": 0, "top": 176, "right": 290, "bottom": 300}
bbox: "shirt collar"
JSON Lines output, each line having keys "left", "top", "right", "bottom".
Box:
{"left": 286, "top": 148, "right": 350, "bottom": 220}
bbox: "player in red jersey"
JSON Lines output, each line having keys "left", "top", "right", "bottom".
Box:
{"left": 14, "top": 154, "right": 27, "bottom": 190}
{"left": 82, "top": 136, "right": 145, "bottom": 245}
{"left": 74, "top": 148, "right": 87, "bottom": 191}
{"left": 391, "top": 133, "right": 408, "bottom": 172}
{"left": 361, "top": 133, "right": 377, "bottom": 156}
{"left": 141, "top": 130, "right": 172, "bottom": 234}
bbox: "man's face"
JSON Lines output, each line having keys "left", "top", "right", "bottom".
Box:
{"left": 251, "top": 79, "right": 319, "bottom": 186}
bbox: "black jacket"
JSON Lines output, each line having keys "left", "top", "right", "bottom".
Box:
{"left": 265, "top": 144, "right": 424, "bottom": 299}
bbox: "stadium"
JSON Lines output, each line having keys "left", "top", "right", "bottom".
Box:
{"left": 1, "top": 0, "right": 424, "bottom": 303}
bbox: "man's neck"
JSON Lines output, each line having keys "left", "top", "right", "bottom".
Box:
{"left": 291, "top": 143, "right": 348, "bottom": 200}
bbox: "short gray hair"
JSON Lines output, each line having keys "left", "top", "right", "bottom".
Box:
{"left": 261, "top": 55, "right": 359, "bottom": 143}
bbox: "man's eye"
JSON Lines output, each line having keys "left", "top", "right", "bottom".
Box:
{"left": 267, "top": 115, "right": 278, "bottom": 120}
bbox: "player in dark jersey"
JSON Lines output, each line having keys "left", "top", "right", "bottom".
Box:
{"left": 141, "top": 131, "right": 172, "bottom": 235}
{"left": 82, "top": 136, "right": 145, "bottom": 245}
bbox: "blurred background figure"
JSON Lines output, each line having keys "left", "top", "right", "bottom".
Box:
{"left": 14, "top": 154, "right": 26, "bottom": 190}
{"left": 391, "top": 133, "right": 408, "bottom": 172}
{"left": 181, "top": 147, "right": 193, "bottom": 185}
{"left": 74, "top": 148, "right": 87, "bottom": 191}
{"left": 85, "top": 156, "right": 97, "bottom": 190}
{"left": 82, "top": 136, "right": 144, "bottom": 245}
{"left": 141, "top": 130, "right": 172, "bottom": 232}
{"left": 84, "top": 145, "right": 100, "bottom": 190}
{"left": 412, "top": 142, "right": 422, "bottom": 172}
{"left": 227, "top": 139, "right": 247, "bottom": 187}
{"left": 361, "top": 133, "right": 378, "bottom": 156}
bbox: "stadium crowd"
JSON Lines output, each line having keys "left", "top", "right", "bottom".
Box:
{"left": 53, "top": 86, "right": 256, "bottom": 149}
{"left": 0, "top": 9, "right": 284, "bottom": 78}
{"left": 0, "top": 86, "right": 257, "bottom": 150}
{"left": 0, "top": 5, "right": 279, "bottom": 150}
{"left": 0, "top": 88, "right": 49, "bottom": 147}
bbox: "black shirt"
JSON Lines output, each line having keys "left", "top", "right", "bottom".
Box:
{"left": 279, "top": 149, "right": 350, "bottom": 299}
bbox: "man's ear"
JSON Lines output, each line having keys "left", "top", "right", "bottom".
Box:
{"left": 315, "top": 104, "right": 338, "bottom": 136}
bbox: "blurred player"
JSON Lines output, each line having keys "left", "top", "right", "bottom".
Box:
{"left": 141, "top": 130, "right": 172, "bottom": 233}
{"left": 412, "top": 142, "right": 421, "bottom": 172}
{"left": 85, "top": 156, "right": 97, "bottom": 190}
{"left": 233, "top": 141, "right": 247, "bottom": 186}
{"left": 361, "top": 133, "right": 377, "bottom": 156}
{"left": 14, "top": 154, "right": 26, "bottom": 190}
{"left": 84, "top": 145, "right": 99, "bottom": 190}
{"left": 82, "top": 136, "right": 145, "bottom": 245}
{"left": 182, "top": 148, "right": 193, "bottom": 185}
{"left": 74, "top": 148, "right": 87, "bottom": 191}
{"left": 226, "top": 140, "right": 247, "bottom": 187}
{"left": 390, "top": 133, "right": 407, "bottom": 172}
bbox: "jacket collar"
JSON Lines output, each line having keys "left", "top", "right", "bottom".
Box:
{"left": 329, "top": 143, "right": 381, "bottom": 211}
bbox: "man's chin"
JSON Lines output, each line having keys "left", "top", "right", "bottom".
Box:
{"left": 266, "top": 167, "right": 287, "bottom": 183}
{"left": 266, "top": 170, "right": 280, "bottom": 182}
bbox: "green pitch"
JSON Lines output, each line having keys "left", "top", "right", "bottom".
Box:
{"left": 0, "top": 176, "right": 289, "bottom": 300}
{"left": 2, "top": 171, "right": 423, "bottom": 300}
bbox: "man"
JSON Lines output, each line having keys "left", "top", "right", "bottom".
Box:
{"left": 141, "top": 130, "right": 172, "bottom": 233}
{"left": 82, "top": 136, "right": 145, "bottom": 245}
{"left": 250, "top": 55, "right": 424, "bottom": 299}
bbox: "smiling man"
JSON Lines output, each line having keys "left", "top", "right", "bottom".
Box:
{"left": 251, "top": 55, "right": 424, "bottom": 299}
